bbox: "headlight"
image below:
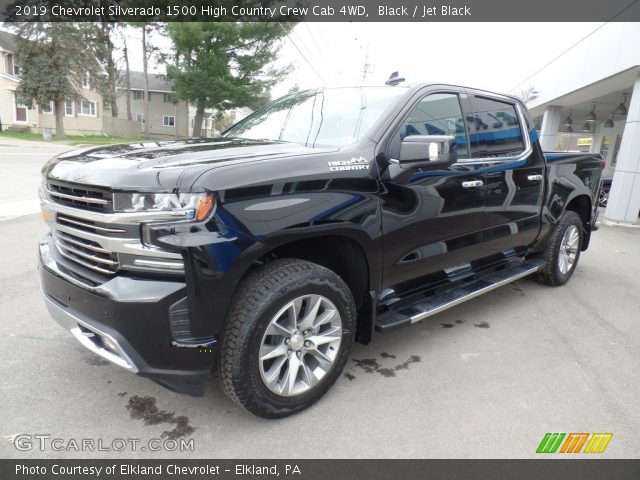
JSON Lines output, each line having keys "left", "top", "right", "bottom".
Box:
{"left": 112, "top": 192, "right": 215, "bottom": 221}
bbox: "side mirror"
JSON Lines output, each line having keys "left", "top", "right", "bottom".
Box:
{"left": 398, "top": 135, "right": 457, "bottom": 165}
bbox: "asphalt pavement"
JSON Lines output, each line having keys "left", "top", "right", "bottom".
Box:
{"left": 1, "top": 139, "right": 638, "bottom": 459}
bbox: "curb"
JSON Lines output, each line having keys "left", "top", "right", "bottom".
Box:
{"left": 599, "top": 218, "right": 640, "bottom": 229}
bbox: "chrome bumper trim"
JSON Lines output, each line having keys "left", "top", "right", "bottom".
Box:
{"left": 43, "top": 290, "right": 139, "bottom": 373}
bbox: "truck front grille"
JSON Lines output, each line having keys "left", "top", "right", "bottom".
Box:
{"left": 52, "top": 231, "right": 119, "bottom": 275}
{"left": 47, "top": 181, "right": 113, "bottom": 212}
{"left": 42, "top": 180, "right": 185, "bottom": 283}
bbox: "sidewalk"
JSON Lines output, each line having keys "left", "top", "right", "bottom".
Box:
{"left": 0, "top": 139, "right": 71, "bottom": 221}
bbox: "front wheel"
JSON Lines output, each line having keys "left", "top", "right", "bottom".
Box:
{"left": 536, "top": 210, "right": 583, "bottom": 286}
{"left": 216, "top": 259, "right": 355, "bottom": 418}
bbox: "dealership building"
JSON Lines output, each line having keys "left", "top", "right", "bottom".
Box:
{"left": 511, "top": 22, "right": 640, "bottom": 224}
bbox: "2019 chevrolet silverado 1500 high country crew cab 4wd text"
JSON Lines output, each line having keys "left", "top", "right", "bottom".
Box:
{"left": 39, "top": 83, "right": 603, "bottom": 418}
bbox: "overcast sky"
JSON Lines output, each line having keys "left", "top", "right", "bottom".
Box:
{"left": 123, "top": 22, "right": 603, "bottom": 99}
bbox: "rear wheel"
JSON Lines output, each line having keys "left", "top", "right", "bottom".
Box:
{"left": 217, "top": 259, "right": 355, "bottom": 418}
{"left": 598, "top": 185, "right": 610, "bottom": 207}
{"left": 536, "top": 210, "right": 583, "bottom": 286}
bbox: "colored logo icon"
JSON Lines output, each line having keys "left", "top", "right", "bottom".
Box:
{"left": 536, "top": 433, "right": 613, "bottom": 454}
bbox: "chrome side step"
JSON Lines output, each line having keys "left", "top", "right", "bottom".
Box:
{"left": 375, "top": 258, "right": 546, "bottom": 332}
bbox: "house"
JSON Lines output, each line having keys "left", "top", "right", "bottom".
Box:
{"left": 0, "top": 29, "right": 126, "bottom": 136}
{"left": 116, "top": 71, "right": 189, "bottom": 138}
{"left": 188, "top": 106, "right": 254, "bottom": 137}
{"left": 0, "top": 29, "right": 37, "bottom": 131}
{"left": 1, "top": 29, "right": 251, "bottom": 140}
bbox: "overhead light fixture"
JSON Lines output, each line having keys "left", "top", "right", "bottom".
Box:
{"left": 586, "top": 103, "right": 597, "bottom": 123}
{"left": 562, "top": 109, "right": 573, "bottom": 127}
{"left": 580, "top": 122, "right": 592, "bottom": 133}
{"left": 613, "top": 93, "right": 628, "bottom": 116}
{"left": 604, "top": 113, "right": 614, "bottom": 128}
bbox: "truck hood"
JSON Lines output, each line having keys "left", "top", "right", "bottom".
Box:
{"left": 42, "top": 138, "right": 336, "bottom": 191}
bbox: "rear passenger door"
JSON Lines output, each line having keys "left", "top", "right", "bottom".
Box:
{"left": 467, "top": 94, "right": 545, "bottom": 256}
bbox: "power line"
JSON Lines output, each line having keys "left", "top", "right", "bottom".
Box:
{"left": 279, "top": 24, "right": 327, "bottom": 85}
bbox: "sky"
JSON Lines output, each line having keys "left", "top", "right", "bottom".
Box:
{"left": 122, "top": 22, "right": 603, "bottom": 100}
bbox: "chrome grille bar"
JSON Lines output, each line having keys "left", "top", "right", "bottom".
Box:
{"left": 53, "top": 231, "right": 111, "bottom": 254}
{"left": 54, "top": 237, "right": 117, "bottom": 266}
{"left": 46, "top": 187, "right": 109, "bottom": 205}
{"left": 57, "top": 214, "right": 126, "bottom": 234}
{"left": 56, "top": 247, "right": 116, "bottom": 275}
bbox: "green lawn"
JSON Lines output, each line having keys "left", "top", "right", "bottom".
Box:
{"left": 0, "top": 130, "right": 139, "bottom": 145}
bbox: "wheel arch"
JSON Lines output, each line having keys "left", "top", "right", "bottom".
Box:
{"left": 564, "top": 193, "right": 593, "bottom": 251}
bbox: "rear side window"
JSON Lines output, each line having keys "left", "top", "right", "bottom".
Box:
{"left": 469, "top": 96, "right": 525, "bottom": 158}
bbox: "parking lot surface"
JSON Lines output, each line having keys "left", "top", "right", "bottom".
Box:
{"left": 1, "top": 140, "right": 638, "bottom": 458}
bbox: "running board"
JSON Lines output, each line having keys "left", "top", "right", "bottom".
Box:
{"left": 375, "top": 259, "right": 545, "bottom": 333}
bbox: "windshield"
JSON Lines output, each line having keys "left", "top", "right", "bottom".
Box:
{"left": 223, "top": 87, "right": 405, "bottom": 147}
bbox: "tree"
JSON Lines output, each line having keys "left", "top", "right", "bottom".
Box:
{"left": 166, "top": 22, "right": 293, "bottom": 137}
{"left": 122, "top": 38, "right": 133, "bottom": 121}
{"left": 131, "top": 23, "right": 162, "bottom": 137}
{"left": 93, "top": 22, "right": 121, "bottom": 118}
{"left": 11, "top": 23, "right": 102, "bottom": 139}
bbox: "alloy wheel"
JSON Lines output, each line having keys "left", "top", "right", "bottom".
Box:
{"left": 258, "top": 294, "right": 342, "bottom": 397}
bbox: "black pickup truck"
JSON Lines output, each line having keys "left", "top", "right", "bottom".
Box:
{"left": 39, "top": 83, "right": 603, "bottom": 418}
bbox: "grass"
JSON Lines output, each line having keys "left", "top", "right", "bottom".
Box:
{"left": 0, "top": 130, "right": 140, "bottom": 145}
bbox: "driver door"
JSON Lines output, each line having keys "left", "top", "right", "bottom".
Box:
{"left": 379, "top": 91, "right": 490, "bottom": 296}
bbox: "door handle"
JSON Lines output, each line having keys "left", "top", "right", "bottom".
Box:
{"left": 462, "top": 180, "right": 484, "bottom": 188}
{"left": 527, "top": 174, "right": 543, "bottom": 182}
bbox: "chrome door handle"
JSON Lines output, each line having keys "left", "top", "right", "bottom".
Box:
{"left": 462, "top": 180, "right": 484, "bottom": 188}
{"left": 527, "top": 174, "right": 543, "bottom": 182}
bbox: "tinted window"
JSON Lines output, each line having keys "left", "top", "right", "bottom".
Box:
{"left": 388, "top": 93, "right": 469, "bottom": 160}
{"left": 224, "top": 87, "right": 404, "bottom": 148}
{"left": 469, "top": 96, "right": 525, "bottom": 158}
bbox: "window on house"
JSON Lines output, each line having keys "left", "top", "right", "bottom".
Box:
{"left": 163, "top": 93, "right": 174, "bottom": 103}
{"left": 163, "top": 115, "right": 175, "bottom": 127}
{"left": 65, "top": 100, "right": 74, "bottom": 117}
{"left": 82, "top": 73, "right": 91, "bottom": 89}
{"left": 41, "top": 101, "right": 54, "bottom": 115}
{"left": 79, "top": 99, "right": 97, "bottom": 117}
{"left": 15, "top": 96, "right": 28, "bottom": 122}
{"left": 133, "top": 90, "right": 144, "bottom": 100}
{"left": 136, "top": 114, "right": 145, "bottom": 124}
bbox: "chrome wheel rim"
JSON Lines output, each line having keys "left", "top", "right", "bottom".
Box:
{"left": 558, "top": 225, "right": 579, "bottom": 275}
{"left": 258, "top": 294, "right": 342, "bottom": 397}
{"left": 599, "top": 189, "right": 609, "bottom": 207}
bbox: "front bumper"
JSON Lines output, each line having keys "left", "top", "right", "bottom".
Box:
{"left": 39, "top": 235, "right": 215, "bottom": 396}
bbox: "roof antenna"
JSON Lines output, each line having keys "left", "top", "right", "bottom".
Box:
{"left": 385, "top": 71, "right": 405, "bottom": 86}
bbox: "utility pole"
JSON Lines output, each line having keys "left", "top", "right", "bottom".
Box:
{"left": 361, "top": 44, "right": 373, "bottom": 82}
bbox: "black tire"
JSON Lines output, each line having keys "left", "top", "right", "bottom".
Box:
{"left": 216, "top": 259, "right": 356, "bottom": 418}
{"left": 536, "top": 210, "right": 583, "bottom": 286}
